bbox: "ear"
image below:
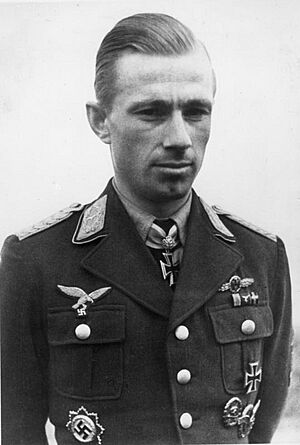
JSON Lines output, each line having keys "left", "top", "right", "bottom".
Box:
{"left": 86, "top": 101, "right": 111, "bottom": 144}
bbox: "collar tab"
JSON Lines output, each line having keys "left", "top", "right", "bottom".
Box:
{"left": 72, "top": 194, "right": 108, "bottom": 244}
{"left": 200, "top": 198, "right": 236, "bottom": 243}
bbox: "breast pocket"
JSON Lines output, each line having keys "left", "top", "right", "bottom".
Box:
{"left": 48, "top": 305, "right": 125, "bottom": 400}
{"left": 209, "top": 304, "right": 273, "bottom": 394}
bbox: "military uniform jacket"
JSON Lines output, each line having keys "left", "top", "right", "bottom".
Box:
{"left": 1, "top": 180, "right": 292, "bottom": 445}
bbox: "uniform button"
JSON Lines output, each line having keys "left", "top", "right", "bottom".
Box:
{"left": 177, "top": 369, "right": 191, "bottom": 384}
{"left": 175, "top": 325, "right": 189, "bottom": 340}
{"left": 180, "top": 412, "right": 193, "bottom": 429}
{"left": 75, "top": 324, "right": 91, "bottom": 340}
{"left": 241, "top": 319, "right": 256, "bottom": 335}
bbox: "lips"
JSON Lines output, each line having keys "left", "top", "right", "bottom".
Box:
{"left": 155, "top": 161, "right": 192, "bottom": 169}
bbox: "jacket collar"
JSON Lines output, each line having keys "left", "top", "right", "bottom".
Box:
{"left": 72, "top": 181, "right": 236, "bottom": 245}
{"left": 74, "top": 181, "right": 242, "bottom": 322}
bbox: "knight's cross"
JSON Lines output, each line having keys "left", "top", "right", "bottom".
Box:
{"left": 245, "top": 362, "right": 262, "bottom": 394}
{"left": 160, "top": 252, "right": 179, "bottom": 287}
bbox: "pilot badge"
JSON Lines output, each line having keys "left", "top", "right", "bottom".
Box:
{"left": 66, "top": 406, "right": 105, "bottom": 444}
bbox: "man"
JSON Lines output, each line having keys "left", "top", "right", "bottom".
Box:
{"left": 0, "top": 13, "right": 292, "bottom": 445}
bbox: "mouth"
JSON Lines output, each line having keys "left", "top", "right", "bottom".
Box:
{"left": 154, "top": 161, "right": 192, "bottom": 169}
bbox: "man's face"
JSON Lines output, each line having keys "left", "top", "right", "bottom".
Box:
{"left": 101, "top": 50, "right": 214, "bottom": 209}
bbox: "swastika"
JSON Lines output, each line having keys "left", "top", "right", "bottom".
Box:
{"left": 72, "top": 415, "right": 96, "bottom": 442}
{"left": 75, "top": 420, "right": 93, "bottom": 438}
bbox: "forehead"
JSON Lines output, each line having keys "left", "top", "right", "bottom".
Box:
{"left": 113, "top": 50, "right": 214, "bottom": 103}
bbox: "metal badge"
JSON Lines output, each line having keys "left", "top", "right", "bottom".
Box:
{"left": 245, "top": 362, "right": 262, "bottom": 394}
{"left": 66, "top": 406, "right": 104, "bottom": 444}
{"left": 242, "top": 291, "right": 259, "bottom": 305}
{"left": 223, "top": 397, "right": 243, "bottom": 427}
{"left": 162, "top": 235, "right": 176, "bottom": 251}
{"left": 219, "top": 275, "right": 258, "bottom": 307}
{"left": 160, "top": 252, "right": 180, "bottom": 287}
{"left": 57, "top": 285, "right": 112, "bottom": 317}
{"left": 219, "top": 275, "right": 254, "bottom": 293}
{"left": 223, "top": 397, "right": 261, "bottom": 438}
{"left": 238, "top": 400, "right": 261, "bottom": 438}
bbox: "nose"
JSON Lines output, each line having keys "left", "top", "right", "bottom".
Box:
{"left": 163, "top": 112, "right": 192, "bottom": 150}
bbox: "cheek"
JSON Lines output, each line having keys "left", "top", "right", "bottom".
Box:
{"left": 192, "top": 121, "right": 211, "bottom": 148}
{"left": 110, "top": 133, "right": 145, "bottom": 174}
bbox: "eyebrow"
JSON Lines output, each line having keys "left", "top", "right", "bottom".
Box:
{"left": 128, "top": 98, "right": 212, "bottom": 111}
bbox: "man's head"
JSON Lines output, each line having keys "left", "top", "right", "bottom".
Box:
{"left": 94, "top": 13, "right": 215, "bottom": 113}
{"left": 87, "top": 13, "right": 216, "bottom": 215}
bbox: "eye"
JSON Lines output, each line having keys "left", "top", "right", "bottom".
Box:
{"left": 133, "top": 105, "right": 168, "bottom": 121}
{"left": 138, "top": 108, "right": 159, "bottom": 116}
{"left": 184, "top": 107, "right": 210, "bottom": 121}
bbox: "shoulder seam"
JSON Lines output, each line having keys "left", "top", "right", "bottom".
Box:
{"left": 212, "top": 205, "right": 277, "bottom": 243}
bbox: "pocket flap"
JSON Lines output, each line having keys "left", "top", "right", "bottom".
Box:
{"left": 48, "top": 305, "right": 125, "bottom": 345}
{"left": 209, "top": 305, "right": 273, "bottom": 344}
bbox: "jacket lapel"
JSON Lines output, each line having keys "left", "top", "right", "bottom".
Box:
{"left": 169, "top": 194, "right": 244, "bottom": 330}
{"left": 80, "top": 183, "right": 173, "bottom": 318}
{"left": 77, "top": 182, "right": 243, "bottom": 324}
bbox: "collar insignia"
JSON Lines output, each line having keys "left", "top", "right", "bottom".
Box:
{"left": 200, "top": 198, "right": 235, "bottom": 242}
{"left": 57, "top": 285, "right": 111, "bottom": 317}
{"left": 66, "top": 406, "right": 105, "bottom": 444}
{"left": 72, "top": 194, "right": 107, "bottom": 244}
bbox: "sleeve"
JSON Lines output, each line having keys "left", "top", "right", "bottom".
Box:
{"left": 249, "top": 237, "right": 293, "bottom": 443}
{"left": 0, "top": 235, "right": 49, "bottom": 445}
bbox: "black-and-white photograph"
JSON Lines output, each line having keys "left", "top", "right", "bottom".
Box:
{"left": 1, "top": 1, "right": 299, "bottom": 444}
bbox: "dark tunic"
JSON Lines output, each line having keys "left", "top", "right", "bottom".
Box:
{"left": 0, "top": 180, "right": 292, "bottom": 444}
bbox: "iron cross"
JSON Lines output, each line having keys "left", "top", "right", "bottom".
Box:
{"left": 160, "top": 252, "right": 179, "bottom": 287}
{"left": 245, "top": 362, "right": 262, "bottom": 394}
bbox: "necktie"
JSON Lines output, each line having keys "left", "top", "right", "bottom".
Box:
{"left": 146, "top": 219, "right": 181, "bottom": 288}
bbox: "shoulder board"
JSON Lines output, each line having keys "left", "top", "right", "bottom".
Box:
{"left": 16, "top": 203, "right": 84, "bottom": 241}
{"left": 212, "top": 205, "right": 277, "bottom": 242}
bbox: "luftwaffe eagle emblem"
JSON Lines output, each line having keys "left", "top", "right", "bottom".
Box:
{"left": 57, "top": 285, "right": 111, "bottom": 316}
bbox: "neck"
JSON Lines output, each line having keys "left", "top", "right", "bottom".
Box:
{"left": 113, "top": 179, "right": 191, "bottom": 218}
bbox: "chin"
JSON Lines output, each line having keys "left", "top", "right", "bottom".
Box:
{"left": 151, "top": 183, "right": 192, "bottom": 203}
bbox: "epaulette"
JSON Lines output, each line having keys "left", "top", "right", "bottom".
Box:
{"left": 212, "top": 205, "right": 277, "bottom": 242}
{"left": 16, "top": 203, "right": 85, "bottom": 241}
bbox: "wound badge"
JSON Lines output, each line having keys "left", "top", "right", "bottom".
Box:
{"left": 66, "top": 406, "right": 105, "bottom": 444}
{"left": 223, "top": 397, "right": 261, "bottom": 438}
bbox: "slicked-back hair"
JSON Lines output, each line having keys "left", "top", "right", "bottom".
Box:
{"left": 94, "top": 13, "right": 201, "bottom": 112}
